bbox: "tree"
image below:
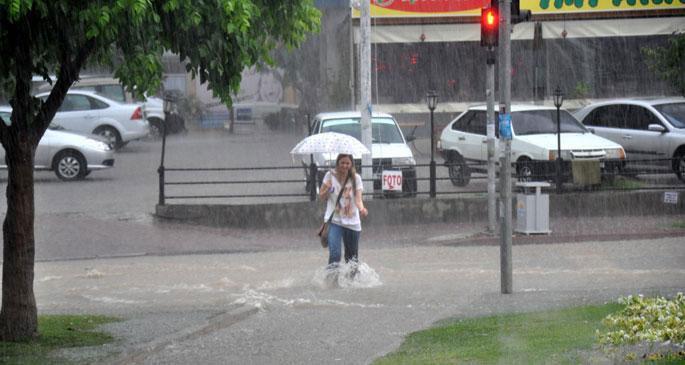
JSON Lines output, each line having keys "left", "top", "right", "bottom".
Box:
{"left": 641, "top": 32, "right": 685, "bottom": 96}
{"left": 0, "top": 0, "right": 319, "bottom": 341}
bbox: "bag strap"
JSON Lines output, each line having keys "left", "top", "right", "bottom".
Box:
{"left": 326, "top": 173, "right": 350, "bottom": 223}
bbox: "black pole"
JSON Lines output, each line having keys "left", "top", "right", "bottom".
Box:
{"left": 158, "top": 117, "right": 167, "bottom": 206}
{"left": 306, "top": 113, "right": 317, "bottom": 202}
{"left": 429, "top": 108, "right": 436, "bottom": 198}
{"left": 309, "top": 161, "right": 317, "bottom": 202}
{"left": 556, "top": 105, "right": 562, "bottom": 193}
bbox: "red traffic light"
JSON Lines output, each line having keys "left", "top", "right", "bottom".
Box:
{"left": 484, "top": 9, "right": 497, "bottom": 27}
{"left": 480, "top": 7, "right": 499, "bottom": 47}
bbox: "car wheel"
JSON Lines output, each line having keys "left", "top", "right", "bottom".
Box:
{"left": 447, "top": 154, "right": 470, "bottom": 187}
{"left": 674, "top": 152, "right": 685, "bottom": 182}
{"left": 148, "top": 118, "right": 163, "bottom": 139}
{"left": 93, "top": 126, "right": 123, "bottom": 149}
{"left": 516, "top": 158, "right": 535, "bottom": 182}
{"left": 53, "top": 150, "right": 87, "bottom": 181}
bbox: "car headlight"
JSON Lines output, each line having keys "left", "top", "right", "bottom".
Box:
{"left": 548, "top": 150, "right": 571, "bottom": 160}
{"left": 392, "top": 156, "right": 416, "bottom": 166}
{"left": 84, "top": 139, "right": 111, "bottom": 151}
{"left": 604, "top": 147, "right": 625, "bottom": 160}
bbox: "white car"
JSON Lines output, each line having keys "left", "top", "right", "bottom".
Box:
{"left": 0, "top": 107, "right": 114, "bottom": 181}
{"left": 437, "top": 104, "right": 626, "bottom": 186}
{"left": 573, "top": 98, "right": 685, "bottom": 181}
{"left": 303, "top": 111, "right": 417, "bottom": 196}
{"left": 35, "top": 90, "right": 149, "bottom": 149}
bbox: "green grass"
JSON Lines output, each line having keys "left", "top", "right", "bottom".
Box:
{"left": 374, "top": 303, "right": 624, "bottom": 365}
{"left": 0, "top": 315, "right": 118, "bottom": 365}
{"left": 671, "top": 221, "right": 685, "bottom": 229}
{"left": 602, "top": 176, "right": 645, "bottom": 190}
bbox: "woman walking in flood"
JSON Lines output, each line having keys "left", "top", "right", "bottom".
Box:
{"left": 319, "top": 153, "right": 368, "bottom": 273}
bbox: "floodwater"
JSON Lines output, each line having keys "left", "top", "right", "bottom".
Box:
{"left": 35, "top": 238, "right": 685, "bottom": 364}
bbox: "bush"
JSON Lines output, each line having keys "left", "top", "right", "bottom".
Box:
{"left": 597, "top": 293, "right": 685, "bottom": 361}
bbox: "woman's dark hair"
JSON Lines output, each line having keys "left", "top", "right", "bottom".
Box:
{"left": 336, "top": 153, "right": 357, "bottom": 190}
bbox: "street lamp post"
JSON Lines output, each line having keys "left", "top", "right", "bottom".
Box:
{"left": 553, "top": 87, "right": 564, "bottom": 194}
{"left": 426, "top": 90, "right": 438, "bottom": 198}
{"left": 158, "top": 92, "right": 173, "bottom": 206}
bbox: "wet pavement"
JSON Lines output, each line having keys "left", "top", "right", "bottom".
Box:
{"left": 32, "top": 216, "right": 685, "bottom": 365}
{"left": 0, "top": 130, "right": 683, "bottom": 363}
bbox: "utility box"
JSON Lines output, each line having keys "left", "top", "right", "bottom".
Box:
{"left": 572, "top": 160, "right": 601, "bottom": 186}
{"left": 515, "top": 182, "right": 551, "bottom": 235}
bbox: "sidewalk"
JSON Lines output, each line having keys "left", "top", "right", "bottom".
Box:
{"left": 34, "top": 215, "right": 685, "bottom": 364}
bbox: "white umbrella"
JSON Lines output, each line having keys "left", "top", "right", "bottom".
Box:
{"left": 290, "top": 132, "right": 370, "bottom": 156}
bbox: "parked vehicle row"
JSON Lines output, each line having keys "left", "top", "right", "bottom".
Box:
{"left": 35, "top": 90, "right": 150, "bottom": 149}
{"left": 0, "top": 106, "right": 114, "bottom": 181}
{"left": 32, "top": 75, "right": 181, "bottom": 139}
{"left": 437, "top": 104, "right": 625, "bottom": 186}
{"left": 0, "top": 86, "right": 183, "bottom": 182}
{"left": 436, "top": 98, "right": 685, "bottom": 186}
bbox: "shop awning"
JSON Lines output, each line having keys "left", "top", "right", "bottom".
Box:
{"left": 354, "top": 16, "right": 685, "bottom": 43}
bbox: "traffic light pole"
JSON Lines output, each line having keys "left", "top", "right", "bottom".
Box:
{"left": 499, "top": 0, "right": 513, "bottom": 295}
{"left": 486, "top": 50, "right": 496, "bottom": 234}
{"left": 360, "top": 0, "right": 373, "bottom": 198}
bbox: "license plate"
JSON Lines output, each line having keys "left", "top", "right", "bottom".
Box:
{"left": 382, "top": 170, "right": 403, "bottom": 191}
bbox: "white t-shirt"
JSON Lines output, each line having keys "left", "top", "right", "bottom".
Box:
{"left": 322, "top": 170, "right": 364, "bottom": 232}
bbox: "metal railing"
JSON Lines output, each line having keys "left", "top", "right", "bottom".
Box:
{"left": 157, "top": 158, "right": 684, "bottom": 204}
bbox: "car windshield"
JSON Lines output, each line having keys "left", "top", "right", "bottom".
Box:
{"left": 654, "top": 102, "right": 685, "bottom": 129}
{"left": 510, "top": 109, "right": 587, "bottom": 136}
{"left": 320, "top": 117, "right": 405, "bottom": 143}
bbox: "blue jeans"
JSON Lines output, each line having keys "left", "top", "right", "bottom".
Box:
{"left": 327, "top": 223, "right": 360, "bottom": 266}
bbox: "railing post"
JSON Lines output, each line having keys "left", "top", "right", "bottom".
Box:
{"left": 158, "top": 165, "right": 165, "bottom": 205}
{"left": 309, "top": 162, "right": 317, "bottom": 202}
{"left": 158, "top": 107, "right": 168, "bottom": 206}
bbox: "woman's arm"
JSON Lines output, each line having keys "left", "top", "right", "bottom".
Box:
{"left": 319, "top": 172, "right": 333, "bottom": 201}
{"left": 355, "top": 187, "right": 368, "bottom": 217}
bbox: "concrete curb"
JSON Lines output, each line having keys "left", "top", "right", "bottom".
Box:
{"left": 156, "top": 190, "right": 684, "bottom": 229}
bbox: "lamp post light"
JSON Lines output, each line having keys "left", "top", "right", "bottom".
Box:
{"left": 553, "top": 86, "right": 564, "bottom": 194}
{"left": 426, "top": 90, "right": 438, "bottom": 198}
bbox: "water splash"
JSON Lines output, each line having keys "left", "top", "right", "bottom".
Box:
{"left": 230, "top": 289, "right": 384, "bottom": 310}
{"left": 256, "top": 278, "right": 295, "bottom": 290}
{"left": 81, "top": 268, "right": 105, "bottom": 279}
{"left": 38, "top": 275, "right": 62, "bottom": 282}
{"left": 311, "top": 261, "right": 382, "bottom": 289}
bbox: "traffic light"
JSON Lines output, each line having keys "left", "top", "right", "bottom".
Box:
{"left": 480, "top": 3, "right": 499, "bottom": 47}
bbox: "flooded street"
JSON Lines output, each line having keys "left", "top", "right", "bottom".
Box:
{"left": 34, "top": 238, "right": 684, "bottom": 364}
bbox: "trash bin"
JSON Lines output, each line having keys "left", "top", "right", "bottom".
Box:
{"left": 515, "top": 182, "right": 551, "bottom": 235}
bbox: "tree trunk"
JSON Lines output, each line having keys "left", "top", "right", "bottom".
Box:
{"left": 0, "top": 141, "right": 37, "bottom": 341}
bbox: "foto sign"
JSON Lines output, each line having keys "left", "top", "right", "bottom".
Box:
{"left": 382, "top": 170, "right": 403, "bottom": 191}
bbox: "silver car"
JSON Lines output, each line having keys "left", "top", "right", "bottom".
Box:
{"left": 0, "top": 107, "right": 114, "bottom": 181}
{"left": 574, "top": 98, "right": 685, "bottom": 181}
{"left": 35, "top": 90, "right": 150, "bottom": 149}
